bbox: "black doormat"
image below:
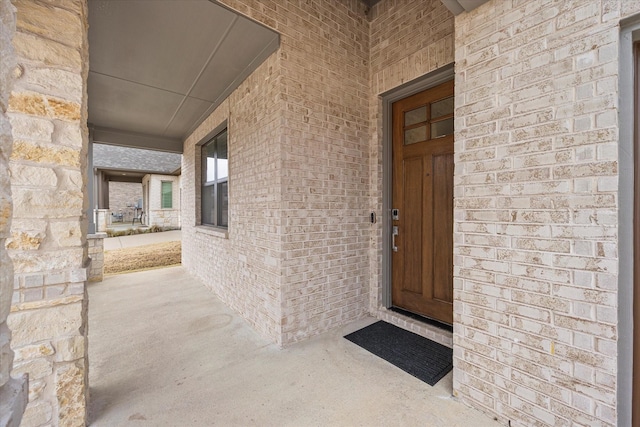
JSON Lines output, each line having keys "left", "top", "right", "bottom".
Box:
{"left": 344, "top": 321, "right": 452, "bottom": 386}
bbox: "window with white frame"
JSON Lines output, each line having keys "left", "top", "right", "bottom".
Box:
{"left": 202, "top": 129, "right": 228, "bottom": 228}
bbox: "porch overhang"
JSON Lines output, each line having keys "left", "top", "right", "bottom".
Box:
{"left": 88, "top": 0, "right": 280, "bottom": 154}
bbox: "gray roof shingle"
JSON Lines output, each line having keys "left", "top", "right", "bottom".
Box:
{"left": 93, "top": 144, "right": 181, "bottom": 174}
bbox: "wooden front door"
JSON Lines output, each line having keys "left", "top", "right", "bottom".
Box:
{"left": 391, "top": 80, "right": 454, "bottom": 324}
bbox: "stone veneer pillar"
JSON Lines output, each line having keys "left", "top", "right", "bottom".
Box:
{"left": 0, "top": 1, "right": 28, "bottom": 426}
{"left": 5, "top": 0, "right": 90, "bottom": 425}
{"left": 94, "top": 209, "right": 108, "bottom": 233}
{"left": 87, "top": 233, "right": 106, "bottom": 282}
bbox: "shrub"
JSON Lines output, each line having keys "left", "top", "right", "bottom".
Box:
{"left": 105, "top": 225, "right": 172, "bottom": 237}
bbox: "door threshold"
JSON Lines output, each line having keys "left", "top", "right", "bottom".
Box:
{"left": 389, "top": 307, "right": 453, "bottom": 333}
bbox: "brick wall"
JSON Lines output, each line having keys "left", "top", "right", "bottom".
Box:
{"left": 452, "top": 1, "right": 637, "bottom": 425}
{"left": 275, "top": 0, "right": 370, "bottom": 345}
{"left": 6, "top": 0, "right": 89, "bottom": 425}
{"left": 182, "top": 58, "right": 285, "bottom": 343}
{"left": 369, "top": 0, "right": 454, "bottom": 93}
{"left": 108, "top": 181, "right": 141, "bottom": 216}
{"left": 182, "top": 0, "right": 371, "bottom": 345}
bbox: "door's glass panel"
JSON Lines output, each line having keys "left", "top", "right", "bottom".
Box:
{"left": 404, "top": 106, "right": 426, "bottom": 126}
{"left": 431, "top": 97, "right": 454, "bottom": 119}
{"left": 404, "top": 125, "right": 427, "bottom": 145}
{"left": 431, "top": 118, "right": 454, "bottom": 138}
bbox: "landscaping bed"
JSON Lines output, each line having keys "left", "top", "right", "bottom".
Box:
{"left": 104, "top": 241, "right": 181, "bottom": 274}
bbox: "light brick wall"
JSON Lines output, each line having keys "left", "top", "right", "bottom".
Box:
{"left": 182, "top": 0, "right": 371, "bottom": 345}
{"left": 274, "top": 0, "right": 370, "bottom": 345}
{"left": 452, "top": 1, "right": 637, "bottom": 425}
{"left": 623, "top": 1, "right": 640, "bottom": 18}
{"left": 6, "top": 0, "right": 89, "bottom": 425}
{"left": 369, "top": 0, "right": 454, "bottom": 93}
{"left": 182, "top": 60, "right": 284, "bottom": 343}
{"left": 143, "top": 174, "right": 180, "bottom": 229}
{"left": 108, "top": 181, "right": 141, "bottom": 218}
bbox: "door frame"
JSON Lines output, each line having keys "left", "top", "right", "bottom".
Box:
{"left": 380, "top": 63, "right": 454, "bottom": 308}
{"left": 618, "top": 17, "right": 640, "bottom": 427}
{"left": 634, "top": 40, "right": 640, "bottom": 427}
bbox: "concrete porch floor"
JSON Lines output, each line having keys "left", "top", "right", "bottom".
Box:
{"left": 88, "top": 267, "right": 502, "bottom": 426}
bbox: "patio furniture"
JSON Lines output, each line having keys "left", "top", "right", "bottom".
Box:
{"left": 132, "top": 207, "right": 144, "bottom": 225}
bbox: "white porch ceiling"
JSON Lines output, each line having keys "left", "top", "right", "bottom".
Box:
{"left": 88, "top": 0, "right": 279, "bottom": 153}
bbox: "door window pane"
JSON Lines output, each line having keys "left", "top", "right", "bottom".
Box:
{"left": 431, "top": 118, "right": 454, "bottom": 138}
{"left": 404, "top": 106, "right": 426, "bottom": 126}
{"left": 431, "top": 97, "right": 454, "bottom": 119}
{"left": 404, "top": 125, "right": 427, "bottom": 145}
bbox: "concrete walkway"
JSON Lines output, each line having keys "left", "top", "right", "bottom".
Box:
{"left": 103, "top": 229, "right": 181, "bottom": 250}
{"left": 88, "top": 267, "right": 501, "bottom": 427}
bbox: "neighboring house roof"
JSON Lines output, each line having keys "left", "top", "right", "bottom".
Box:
{"left": 93, "top": 144, "right": 181, "bottom": 175}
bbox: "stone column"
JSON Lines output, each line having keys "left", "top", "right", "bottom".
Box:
{"left": 0, "top": 2, "right": 28, "bottom": 427}
{"left": 95, "top": 209, "right": 109, "bottom": 233}
{"left": 87, "top": 233, "right": 106, "bottom": 282}
{"left": 5, "top": 0, "right": 90, "bottom": 425}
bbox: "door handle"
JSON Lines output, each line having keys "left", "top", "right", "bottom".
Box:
{"left": 392, "top": 226, "right": 399, "bottom": 252}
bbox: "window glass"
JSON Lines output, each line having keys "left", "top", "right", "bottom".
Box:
{"left": 218, "top": 181, "right": 228, "bottom": 227}
{"left": 161, "top": 181, "right": 172, "bottom": 209}
{"left": 205, "top": 143, "right": 216, "bottom": 183}
{"left": 404, "top": 106, "right": 426, "bottom": 126}
{"left": 431, "top": 118, "right": 454, "bottom": 138}
{"left": 431, "top": 96, "right": 454, "bottom": 119}
{"left": 202, "top": 184, "right": 215, "bottom": 225}
{"left": 201, "top": 128, "right": 228, "bottom": 228}
{"left": 217, "top": 131, "right": 228, "bottom": 180}
{"left": 404, "top": 125, "right": 427, "bottom": 145}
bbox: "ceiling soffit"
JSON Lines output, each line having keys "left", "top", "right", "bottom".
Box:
{"left": 440, "top": 0, "right": 490, "bottom": 15}
{"left": 88, "top": 0, "right": 280, "bottom": 153}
